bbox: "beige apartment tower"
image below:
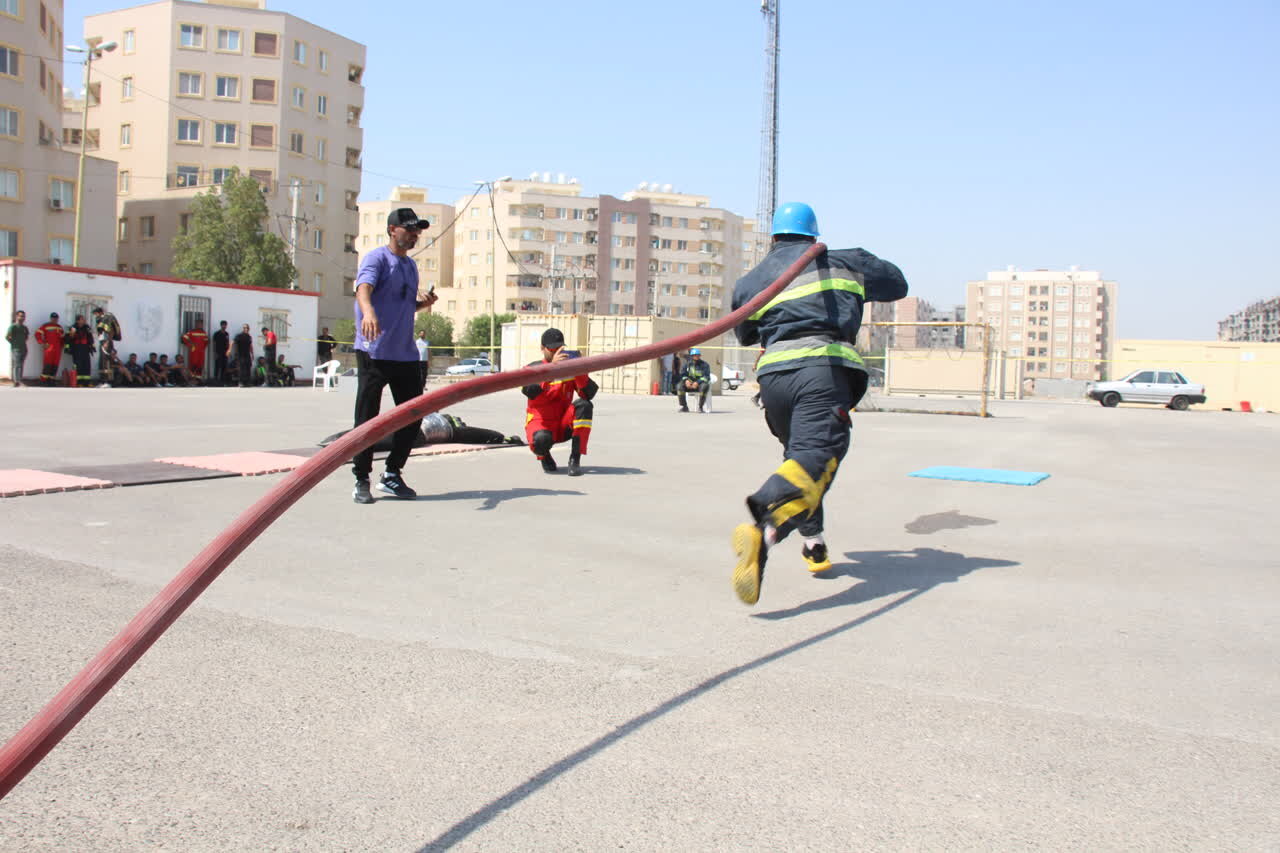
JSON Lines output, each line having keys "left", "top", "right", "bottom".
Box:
{"left": 443, "top": 175, "right": 749, "bottom": 337}
{"left": 966, "top": 267, "right": 1118, "bottom": 380}
{"left": 1, "top": 0, "right": 117, "bottom": 268}
{"left": 76, "top": 0, "right": 366, "bottom": 329}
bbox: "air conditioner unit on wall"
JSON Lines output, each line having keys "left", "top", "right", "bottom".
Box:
{"left": 49, "top": 198, "right": 63, "bottom": 210}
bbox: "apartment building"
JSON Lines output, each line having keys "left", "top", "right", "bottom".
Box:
{"left": 354, "top": 185, "right": 453, "bottom": 302}
{"left": 75, "top": 0, "right": 366, "bottom": 329}
{"left": 1, "top": 0, "right": 117, "bottom": 267}
{"left": 444, "top": 175, "right": 750, "bottom": 335}
{"left": 965, "top": 267, "right": 1118, "bottom": 380}
{"left": 893, "top": 296, "right": 935, "bottom": 348}
{"left": 1218, "top": 296, "right": 1279, "bottom": 342}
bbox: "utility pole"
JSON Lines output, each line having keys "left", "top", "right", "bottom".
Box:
{"left": 68, "top": 39, "right": 117, "bottom": 266}
{"left": 755, "top": 0, "right": 780, "bottom": 263}
{"left": 288, "top": 179, "right": 300, "bottom": 290}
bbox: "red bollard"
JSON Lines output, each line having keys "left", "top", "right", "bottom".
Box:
{"left": 1241, "top": 401, "right": 1252, "bottom": 413}
{"left": 651, "top": 381, "right": 659, "bottom": 395}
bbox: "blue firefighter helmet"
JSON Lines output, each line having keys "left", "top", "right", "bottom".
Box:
{"left": 689, "top": 348, "right": 701, "bottom": 356}
{"left": 770, "top": 202, "right": 820, "bottom": 237}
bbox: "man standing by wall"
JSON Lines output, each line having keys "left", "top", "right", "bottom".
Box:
{"left": 232, "top": 324, "right": 254, "bottom": 387}
{"left": 66, "top": 315, "right": 96, "bottom": 386}
{"left": 316, "top": 327, "right": 337, "bottom": 365}
{"left": 182, "top": 320, "right": 210, "bottom": 381}
{"left": 92, "top": 306, "right": 121, "bottom": 388}
{"left": 415, "top": 329, "right": 431, "bottom": 391}
{"left": 212, "top": 321, "right": 230, "bottom": 386}
{"left": 350, "top": 207, "right": 438, "bottom": 504}
{"left": 261, "top": 326, "right": 278, "bottom": 385}
{"left": 35, "top": 313, "right": 64, "bottom": 385}
{"left": 6, "top": 310, "right": 29, "bottom": 387}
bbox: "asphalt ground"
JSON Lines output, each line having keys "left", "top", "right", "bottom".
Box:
{"left": 1, "top": 383, "right": 1277, "bottom": 851}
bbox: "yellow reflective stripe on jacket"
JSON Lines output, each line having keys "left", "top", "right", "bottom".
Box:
{"left": 748, "top": 277, "right": 866, "bottom": 321}
{"left": 756, "top": 343, "right": 865, "bottom": 370}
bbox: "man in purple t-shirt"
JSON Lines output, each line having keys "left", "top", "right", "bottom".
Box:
{"left": 350, "top": 207, "right": 439, "bottom": 504}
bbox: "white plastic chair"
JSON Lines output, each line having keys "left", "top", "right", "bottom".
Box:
{"left": 312, "top": 359, "right": 340, "bottom": 391}
{"left": 705, "top": 373, "right": 717, "bottom": 412}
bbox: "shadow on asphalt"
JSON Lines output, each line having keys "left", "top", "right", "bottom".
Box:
{"left": 416, "top": 546, "right": 1014, "bottom": 851}
{"left": 752, "top": 548, "right": 1018, "bottom": 621}
{"left": 410, "top": 488, "right": 585, "bottom": 511}
{"left": 572, "top": 466, "right": 646, "bottom": 476}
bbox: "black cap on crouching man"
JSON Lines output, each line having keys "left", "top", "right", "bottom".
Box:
{"left": 386, "top": 207, "right": 431, "bottom": 230}
{"left": 540, "top": 328, "right": 565, "bottom": 350}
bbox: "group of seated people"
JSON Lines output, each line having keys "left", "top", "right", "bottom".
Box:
{"left": 101, "top": 352, "right": 299, "bottom": 387}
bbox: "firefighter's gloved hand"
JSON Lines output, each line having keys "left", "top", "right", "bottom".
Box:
{"left": 521, "top": 383, "right": 542, "bottom": 399}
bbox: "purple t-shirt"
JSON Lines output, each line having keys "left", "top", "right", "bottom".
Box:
{"left": 353, "top": 245, "right": 419, "bottom": 361}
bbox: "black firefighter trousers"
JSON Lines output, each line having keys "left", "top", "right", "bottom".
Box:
{"left": 748, "top": 364, "right": 868, "bottom": 541}
{"left": 351, "top": 351, "right": 424, "bottom": 481}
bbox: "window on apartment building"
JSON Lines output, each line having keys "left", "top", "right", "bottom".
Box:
{"left": 50, "top": 178, "right": 74, "bottom": 208}
{"left": 39, "top": 3, "right": 47, "bottom": 33}
{"left": 179, "top": 24, "right": 204, "bottom": 48}
{"left": 49, "top": 238, "right": 72, "bottom": 264}
{"left": 292, "top": 40, "right": 306, "bottom": 63}
{"left": 1076, "top": 285, "right": 1090, "bottom": 296}
{"left": 176, "top": 118, "right": 200, "bottom": 142}
{"left": 988, "top": 285, "right": 1002, "bottom": 297}
{"left": 311, "top": 229, "right": 323, "bottom": 250}
{"left": 254, "top": 32, "right": 278, "bottom": 57}
{"left": 117, "top": 218, "right": 128, "bottom": 241}
{"left": 122, "top": 30, "right": 135, "bottom": 55}
{"left": 38, "top": 58, "right": 46, "bottom": 90}
{"left": 315, "top": 138, "right": 327, "bottom": 160}
{"left": 178, "top": 71, "right": 202, "bottom": 96}
{"left": 1055, "top": 317, "right": 1068, "bottom": 327}
{"left": 118, "top": 170, "right": 130, "bottom": 192}
{"left": 175, "top": 165, "right": 199, "bottom": 187}
{"left": 137, "top": 262, "right": 153, "bottom": 274}
{"left": 0, "top": 107, "right": 18, "bottom": 138}
{"left": 312, "top": 272, "right": 322, "bottom": 292}
{"left": 178, "top": 213, "right": 190, "bottom": 233}
{"left": 116, "top": 122, "right": 131, "bottom": 146}
{"left": 217, "top": 28, "right": 240, "bottom": 51}
{"left": 318, "top": 50, "right": 328, "bottom": 71}
{"left": 249, "top": 169, "right": 273, "bottom": 190}
{"left": 212, "top": 122, "right": 236, "bottom": 145}
{"left": 316, "top": 94, "right": 327, "bottom": 115}
{"left": 211, "top": 75, "right": 238, "bottom": 99}
{"left": 1055, "top": 332, "right": 1068, "bottom": 342}
{"left": 291, "top": 86, "right": 304, "bottom": 108}
{"left": 210, "top": 167, "right": 233, "bottom": 184}
{"left": 249, "top": 124, "right": 274, "bottom": 148}
{"left": 347, "top": 64, "right": 363, "bottom": 83}
{"left": 0, "top": 46, "right": 19, "bottom": 78}
{"left": 313, "top": 182, "right": 324, "bottom": 204}
{"left": 252, "top": 78, "right": 276, "bottom": 103}
{"left": 0, "top": 168, "right": 17, "bottom": 198}
{"left": 0, "top": 229, "right": 17, "bottom": 256}
{"left": 1009, "top": 285, "right": 1024, "bottom": 296}
{"left": 260, "top": 309, "right": 289, "bottom": 341}
{"left": 1056, "top": 285, "right": 1070, "bottom": 296}
{"left": 139, "top": 216, "right": 155, "bottom": 238}
{"left": 288, "top": 131, "right": 303, "bottom": 153}
{"left": 121, "top": 76, "right": 134, "bottom": 98}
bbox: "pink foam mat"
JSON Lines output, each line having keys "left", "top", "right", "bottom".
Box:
{"left": 0, "top": 469, "right": 116, "bottom": 497}
{"left": 155, "top": 452, "right": 313, "bottom": 475}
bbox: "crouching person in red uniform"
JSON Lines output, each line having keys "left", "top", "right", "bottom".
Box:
{"left": 522, "top": 327, "right": 597, "bottom": 477}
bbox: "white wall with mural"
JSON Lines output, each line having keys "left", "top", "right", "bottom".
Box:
{"left": 2, "top": 261, "right": 319, "bottom": 382}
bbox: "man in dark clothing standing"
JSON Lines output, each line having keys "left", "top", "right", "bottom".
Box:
{"left": 212, "top": 321, "right": 230, "bottom": 385}
{"left": 350, "top": 207, "right": 438, "bottom": 504}
{"left": 316, "top": 327, "right": 337, "bottom": 364}
{"left": 6, "top": 310, "right": 29, "bottom": 387}
{"left": 232, "top": 324, "right": 254, "bottom": 387}
{"left": 92, "top": 306, "right": 121, "bottom": 387}
{"left": 66, "top": 315, "right": 96, "bottom": 385}
{"left": 728, "top": 202, "right": 908, "bottom": 605}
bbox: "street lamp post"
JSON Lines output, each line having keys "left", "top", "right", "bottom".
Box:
{"left": 67, "top": 40, "right": 117, "bottom": 267}
{"left": 474, "top": 176, "right": 510, "bottom": 365}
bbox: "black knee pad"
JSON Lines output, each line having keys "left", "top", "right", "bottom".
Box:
{"left": 573, "top": 398, "right": 594, "bottom": 419}
{"left": 532, "top": 429, "right": 554, "bottom": 455}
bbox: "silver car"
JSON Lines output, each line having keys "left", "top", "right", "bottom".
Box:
{"left": 1087, "top": 369, "right": 1206, "bottom": 410}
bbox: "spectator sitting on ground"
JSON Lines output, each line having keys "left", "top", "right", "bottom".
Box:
{"left": 143, "top": 352, "right": 168, "bottom": 386}
{"left": 253, "top": 356, "right": 271, "bottom": 386}
{"left": 170, "top": 354, "right": 200, "bottom": 386}
{"left": 276, "top": 354, "right": 299, "bottom": 387}
{"left": 122, "top": 353, "right": 152, "bottom": 386}
{"left": 156, "top": 354, "right": 177, "bottom": 386}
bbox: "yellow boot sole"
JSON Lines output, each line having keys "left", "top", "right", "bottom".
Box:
{"left": 731, "top": 523, "right": 764, "bottom": 605}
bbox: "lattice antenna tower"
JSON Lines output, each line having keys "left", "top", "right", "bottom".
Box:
{"left": 755, "top": 0, "right": 780, "bottom": 262}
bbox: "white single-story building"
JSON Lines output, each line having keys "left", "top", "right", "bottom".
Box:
{"left": 2, "top": 260, "right": 319, "bottom": 383}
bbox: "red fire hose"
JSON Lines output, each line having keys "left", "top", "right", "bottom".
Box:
{"left": 0, "top": 242, "right": 826, "bottom": 799}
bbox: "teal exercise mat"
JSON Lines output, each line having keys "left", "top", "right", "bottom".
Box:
{"left": 909, "top": 466, "right": 1050, "bottom": 486}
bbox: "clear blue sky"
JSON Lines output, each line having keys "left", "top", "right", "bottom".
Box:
{"left": 67, "top": 0, "right": 1279, "bottom": 339}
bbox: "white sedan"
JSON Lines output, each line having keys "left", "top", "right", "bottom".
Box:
{"left": 446, "top": 358, "right": 496, "bottom": 376}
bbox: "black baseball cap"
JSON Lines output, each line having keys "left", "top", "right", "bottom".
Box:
{"left": 387, "top": 208, "right": 431, "bottom": 230}
{"left": 541, "top": 328, "right": 565, "bottom": 349}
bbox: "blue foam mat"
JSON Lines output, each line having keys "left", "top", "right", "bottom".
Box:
{"left": 909, "top": 466, "right": 1050, "bottom": 486}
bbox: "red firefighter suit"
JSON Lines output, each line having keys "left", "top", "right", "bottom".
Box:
{"left": 34, "top": 319, "right": 64, "bottom": 382}
{"left": 182, "top": 327, "right": 210, "bottom": 374}
{"left": 521, "top": 359, "right": 597, "bottom": 475}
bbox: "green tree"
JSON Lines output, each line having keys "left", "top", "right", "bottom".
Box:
{"left": 458, "top": 312, "right": 515, "bottom": 357}
{"left": 414, "top": 312, "right": 454, "bottom": 355}
{"left": 331, "top": 318, "right": 355, "bottom": 350}
{"left": 171, "top": 168, "right": 297, "bottom": 288}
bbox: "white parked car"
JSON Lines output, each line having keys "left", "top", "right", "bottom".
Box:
{"left": 722, "top": 367, "right": 746, "bottom": 390}
{"left": 1087, "top": 369, "right": 1206, "bottom": 410}
{"left": 446, "top": 358, "right": 496, "bottom": 376}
